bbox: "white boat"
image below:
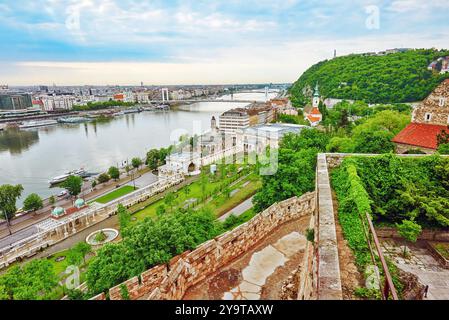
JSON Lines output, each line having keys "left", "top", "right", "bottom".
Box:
{"left": 49, "top": 168, "right": 88, "bottom": 185}
{"left": 19, "top": 119, "right": 58, "bottom": 129}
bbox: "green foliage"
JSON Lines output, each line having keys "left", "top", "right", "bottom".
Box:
{"left": 131, "top": 157, "right": 143, "bottom": 169}
{"left": 65, "top": 241, "right": 92, "bottom": 270}
{"left": 306, "top": 228, "right": 315, "bottom": 243}
{"left": 23, "top": 193, "right": 43, "bottom": 212}
{"left": 396, "top": 220, "right": 422, "bottom": 243}
{"left": 0, "top": 260, "right": 59, "bottom": 300}
{"left": 117, "top": 204, "right": 131, "bottom": 234}
{"left": 49, "top": 195, "right": 56, "bottom": 206}
{"left": 331, "top": 161, "right": 372, "bottom": 269}
{"left": 86, "top": 208, "right": 222, "bottom": 294}
{"left": 97, "top": 173, "right": 110, "bottom": 184}
{"left": 277, "top": 113, "right": 308, "bottom": 125}
{"left": 61, "top": 175, "right": 83, "bottom": 197}
{"left": 289, "top": 49, "right": 449, "bottom": 106}
{"left": 145, "top": 146, "right": 173, "bottom": 170}
{"left": 326, "top": 137, "right": 355, "bottom": 153}
{"left": 437, "top": 143, "right": 449, "bottom": 155}
{"left": 253, "top": 129, "right": 328, "bottom": 212}
{"left": 120, "top": 284, "right": 130, "bottom": 300}
{"left": 348, "top": 154, "right": 449, "bottom": 227}
{"left": 94, "top": 231, "right": 107, "bottom": 243}
{"left": 0, "top": 184, "right": 23, "bottom": 220}
{"left": 66, "top": 288, "right": 88, "bottom": 300}
{"left": 72, "top": 100, "right": 135, "bottom": 111}
{"left": 108, "top": 166, "right": 120, "bottom": 180}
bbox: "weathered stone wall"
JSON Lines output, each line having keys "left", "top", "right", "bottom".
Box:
{"left": 413, "top": 79, "right": 449, "bottom": 125}
{"left": 91, "top": 192, "right": 315, "bottom": 300}
{"left": 394, "top": 143, "right": 435, "bottom": 155}
{"left": 376, "top": 227, "right": 449, "bottom": 242}
{"left": 316, "top": 153, "right": 343, "bottom": 300}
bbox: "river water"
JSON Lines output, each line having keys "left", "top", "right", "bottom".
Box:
{"left": 0, "top": 92, "right": 277, "bottom": 205}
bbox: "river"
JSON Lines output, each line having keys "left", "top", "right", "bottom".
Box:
{"left": 0, "top": 92, "right": 277, "bottom": 205}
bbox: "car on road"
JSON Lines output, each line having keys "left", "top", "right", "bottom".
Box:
{"left": 57, "top": 190, "right": 68, "bottom": 197}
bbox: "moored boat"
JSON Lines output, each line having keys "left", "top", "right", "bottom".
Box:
{"left": 19, "top": 119, "right": 58, "bottom": 129}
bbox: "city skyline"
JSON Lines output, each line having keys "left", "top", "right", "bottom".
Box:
{"left": 1, "top": 0, "right": 449, "bottom": 85}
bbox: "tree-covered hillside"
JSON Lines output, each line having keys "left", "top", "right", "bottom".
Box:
{"left": 290, "top": 49, "right": 449, "bottom": 106}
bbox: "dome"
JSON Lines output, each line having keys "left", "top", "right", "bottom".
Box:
{"left": 52, "top": 207, "right": 65, "bottom": 217}
{"left": 74, "top": 198, "right": 85, "bottom": 208}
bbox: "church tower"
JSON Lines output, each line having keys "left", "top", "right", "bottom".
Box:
{"left": 313, "top": 83, "right": 320, "bottom": 108}
{"left": 211, "top": 116, "right": 217, "bottom": 132}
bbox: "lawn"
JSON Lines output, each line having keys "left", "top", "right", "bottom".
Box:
{"left": 132, "top": 165, "right": 256, "bottom": 221}
{"left": 94, "top": 185, "right": 137, "bottom": 204}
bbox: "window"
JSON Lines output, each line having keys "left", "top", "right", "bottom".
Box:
{"left": 425, "top": 113, "right": 432, "bottom": 122}
{"left": 440, "top": 97, "right": 447, "bottom": 107}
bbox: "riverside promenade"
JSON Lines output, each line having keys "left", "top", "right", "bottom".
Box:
{"left": 0, "top": 167, "right": 157, "bottom": 240}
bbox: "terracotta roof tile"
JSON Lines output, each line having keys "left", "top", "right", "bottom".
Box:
{"left": 310, "top": 107, "right": 322, "bottom": 115}
{"left": 307, "top": 114, "right": 321, "bottom": 122}
{"left": 392, "top": 123, "right": 449, "bottom": 149}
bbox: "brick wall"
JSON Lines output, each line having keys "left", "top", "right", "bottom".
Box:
{"left": 91, "top": 192, "right": 316, "bottom": 300}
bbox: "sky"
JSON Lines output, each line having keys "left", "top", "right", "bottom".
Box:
{"left": 0, "top": 0, "right": 449, "bottom": 85}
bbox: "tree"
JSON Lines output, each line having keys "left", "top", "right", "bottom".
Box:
{"left": 437, "top": 129, "right": 449, "bottom": 146}
{"left": 200, "top": 171, "right": 208, "bottom": 199}
{"left": 69, "top": 242, "right": 92, "bottom": 265}
{"left": 23, "top": 193, "right": 43, "bottom": 213}
{"left": 117, "top": 204, "right": 131, "bottom": 234}
{"left": 97, "top": 173, "right": 110, "bottom": 184}
{"left": 164, "top": 192, "right": 176, "bottom": 212}
{"left": 396, "top": 220, "right": 422, "bottom": 257}
{"left": 61, "top": 176, "right": 83, "bottom": 198}
{"left": 156, "top": 205, "right": 166, "bottom": 217}
{"left": 67, "top": 247, "right": 84, "bottom": 266}
{"left": 437, "top": 143, "right": 449, "bottom": 155}
{"left": 108, "top": 166, "right": 120, "bottom": 181}
{"left": 146, "top": 149, "right": 161, "bottom": 170}
{"left": 0, "top": 184, "right": 24, "bottom": 221}
{"left": 0, "top": 259, "right": 58, "bottom": 300}
{"left": 131, "top": 157, "right": 143, "bottom": 170}
{"left": 183, "top": 185, "right": 191, "bottom": 197}
{"left": 49, "top": 195, "right": 56, "bottom": 206}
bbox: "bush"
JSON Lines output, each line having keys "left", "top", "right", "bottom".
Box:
{"left": 86, "top": 209, "right": 222, "bottom": 295}
{"left": 97, "top": 173, "right": 110, "bottom": 184}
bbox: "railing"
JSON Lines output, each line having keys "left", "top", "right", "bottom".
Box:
{"left": 359, "top": 212, "right": 399, "bottom": 300}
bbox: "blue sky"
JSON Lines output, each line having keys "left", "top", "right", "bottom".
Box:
{"left": 1, "top": 0, "right": 449, "bottom": 85}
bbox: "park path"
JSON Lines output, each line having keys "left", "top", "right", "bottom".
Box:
{"left": 0, "top": 170, "right": 156, "bottom": 249}
{"left": 218, "top": 196, "right": 254, "bottom": 222}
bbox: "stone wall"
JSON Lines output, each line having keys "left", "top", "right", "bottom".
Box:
{"left": 316, "top": 153, "right": 343, "bottom": 300}
{"left": 90, "top": 192, "right": 315, "bottom": 300}
{"left": 376, "top": 227, "right": 449, "bottom": 242}
{"left": 412, "top": 79, "right": 449, "bottom": 125}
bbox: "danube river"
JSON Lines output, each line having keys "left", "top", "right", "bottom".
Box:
{"left": 0, "top": 92, "right": 277, "bottom": 205}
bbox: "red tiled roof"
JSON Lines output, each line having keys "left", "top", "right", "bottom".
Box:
{"left": 392, "top": 123, "right": 449, "bottom": 150}
{"left": 310, "top": 107, "right": 322, "bottom": 115}
{"left": 307, "top": 114, "right": 321, "bottom": 123}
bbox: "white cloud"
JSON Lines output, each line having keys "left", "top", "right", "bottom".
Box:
{"left": 5, "top": 32, "right": 449, "bottom": 86}
{"left": 388, "top": 0, "right": 449, "bottom": 13}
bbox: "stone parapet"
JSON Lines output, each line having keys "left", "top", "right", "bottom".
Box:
{"left": 316, "top": 153, "right": 343, "bottom": 300}
{"left": 96, "top": 192, "right": 315, "bottom": 300}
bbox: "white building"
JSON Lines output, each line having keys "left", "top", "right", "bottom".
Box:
{"left": 158, "top": 152, "right": 201, "bottom": 177}
{"left": 219, "top": 108, "right": 250, "bottom": 135}
{"left": 236, "top": 123, "right": 308, "bottom": 154}
{"left": 41, "top": 95, "right": 76, "bottom": 111}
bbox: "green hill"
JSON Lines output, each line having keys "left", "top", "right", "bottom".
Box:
{"left": 289, "top": 49, "right": 449, "bottom": 106}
